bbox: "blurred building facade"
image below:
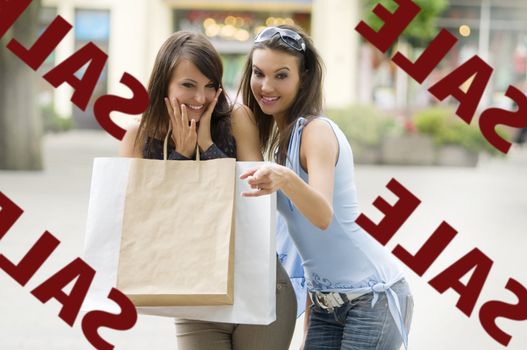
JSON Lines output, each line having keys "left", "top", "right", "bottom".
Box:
{"left": 40, "top": 0, "right": 359, "bottom": 129}
{"left": 38, "top": 0, "right": 527, "bottom": 129}
{"left": 437, "top": 0, "right": 527, "bottom": 109}
{"left": 363, "top": 0, "right": 527, "bottom": 112}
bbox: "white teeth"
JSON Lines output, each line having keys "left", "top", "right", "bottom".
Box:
{"left": 186, "top": 104, "right": 204, "bottom": 110}
{"left": 262, "top": 96, "right": 279, "bottom": 102}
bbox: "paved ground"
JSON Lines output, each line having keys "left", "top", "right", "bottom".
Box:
{"left": 1, "top": 130, "right": 526, "bottom": 349}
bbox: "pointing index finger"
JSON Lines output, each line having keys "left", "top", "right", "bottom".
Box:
{"left": 240, "top": 168, "right": 258, "bottom": 179}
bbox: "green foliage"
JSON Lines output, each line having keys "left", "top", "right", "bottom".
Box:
{"left": 362, "top": 0, "right": 448, "bottom": 46}
{"left": 413, "top": 107, "right": 506, "bottom": 155}
{"left": 41, "top": 104, "right": 73, "bottom": 133}
{"left": 327, "top": 104, "right": 400, "bottom": 147}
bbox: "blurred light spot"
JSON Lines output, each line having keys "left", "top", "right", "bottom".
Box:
{"left": 221, "top": 24, "right": 235, "bottom": 38}
{"left": 203, "top": 18, "right": 216, "bottom": 27}
{"left": 459, "top": 25, "right": 471, "bottom": 37}
{"left": 225, "top": 16, "right": 236, "bottom": 26}
{"left": 234, "top": 29, "right": 250, "bottom": 41}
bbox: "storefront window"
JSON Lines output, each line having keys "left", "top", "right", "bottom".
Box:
{"left": 173, "top": 9, "right": 310, "bottom": 96}
{"left": 396, "top": 2, "right": 527, "bottom": 109}
{"left": 73, "top": 9, "right": 110, "bottom": 128}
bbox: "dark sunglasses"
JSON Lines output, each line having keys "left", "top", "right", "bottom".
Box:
{"left": 254, "top": 27, "right": 306, "bottom": 53}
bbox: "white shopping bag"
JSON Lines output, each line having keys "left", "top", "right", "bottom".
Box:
{"left": 82, "top": 158, "right": 276, "bottom": 325}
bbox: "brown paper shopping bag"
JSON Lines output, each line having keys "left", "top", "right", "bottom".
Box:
{"left": 116, "top": 132, "right": 236, "bottom": 307}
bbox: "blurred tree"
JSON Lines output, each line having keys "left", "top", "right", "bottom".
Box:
{"left": 0, "top": 0, "right": 43, "bottom": 170}
{"left": 363, "top": 0, "right": 448, "bottom": 47}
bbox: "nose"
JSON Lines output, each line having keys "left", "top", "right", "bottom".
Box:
{"left": 261, "top": 77, "right": 273, "bottom": 94}
{"left": 194, "top": 89, "right": 206, "bottom": 104}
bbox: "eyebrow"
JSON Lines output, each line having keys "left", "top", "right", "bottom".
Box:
{"left": 252, "top": 65, "right": 290, "bottom": 73}
{"left": 180, "top": 78, "right": 215, "bottom": 85}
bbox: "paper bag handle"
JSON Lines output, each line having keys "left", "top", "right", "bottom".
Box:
{"left": 163, "top": 127, "right": 200, "bottom": 161}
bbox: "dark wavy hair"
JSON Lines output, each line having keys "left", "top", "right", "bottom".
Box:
{"left": 238, "top": 24, "right": 324, "bottom": 164}
{"left": 136, "top": 31, "right": 234, "bottom": 155}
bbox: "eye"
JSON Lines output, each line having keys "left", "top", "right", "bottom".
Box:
{"left": 276, "top": 73, "right": 288, "bottom": 80}
{"left": 252, "top": 69, "right": 263, "bottom": 78}
{"left": 206, "top": 83, "right": 217, "bottom": 89}
{"left": 182, "top": 82, "right": 195, "bottom": 88}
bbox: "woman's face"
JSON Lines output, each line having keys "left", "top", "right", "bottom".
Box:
{"left": 167, "top": 58, "right": 217, "bottom": 122}
{"left": 250, "top": 48, "right": 301, "bottom": 120}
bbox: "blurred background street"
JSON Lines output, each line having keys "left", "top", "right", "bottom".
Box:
{"left": 1, "top": 130, "right": 526, "bottom": 349}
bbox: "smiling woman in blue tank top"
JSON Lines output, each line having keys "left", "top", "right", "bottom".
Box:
{"left": 239, "top": 25, "right": 414, "bottom": 350}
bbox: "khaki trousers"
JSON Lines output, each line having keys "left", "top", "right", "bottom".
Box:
{"left": 175, "top": 258, "right": 297, "bottom": 350}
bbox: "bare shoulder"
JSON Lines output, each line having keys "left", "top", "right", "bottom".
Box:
{"left": 231, "top": 104, "right": 257, "bottom": 126}
{"left": 231, "top": 104, "right": 262, "bottom": 161}
{"left": 118, "top": 120, "right": 143, "bottom": 157}
{"left": 303, "top": 118, "right": 337, "bottom": 144}
{"left": 231, "top": 103, "right": 259, "bottom": 141}
{"left": 301, "top": 118, "right": 338, "bottom": 160}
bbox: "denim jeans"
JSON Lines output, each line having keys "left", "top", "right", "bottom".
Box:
{"left": 305, "top": 279, "right": 413, "bottom": 350}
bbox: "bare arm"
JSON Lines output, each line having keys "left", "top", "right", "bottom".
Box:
{"left": 241, "top": 119, "right": 338, "bottom": 230}
{"left": 296, "top": 119, "right": 338, "bottom": 228}
{"left": 231, "top": 104, "right": 263, "bottom": 161}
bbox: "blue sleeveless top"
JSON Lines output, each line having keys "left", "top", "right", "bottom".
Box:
{"left": 276, "top": 116, "right": 408, "bottom": 346}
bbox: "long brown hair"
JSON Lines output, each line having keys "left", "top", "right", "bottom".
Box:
{"left": 238, "top": 24, "right": 324, "bottom": 164}
{"left": 137, "top": 31, "right": 234, "bottom": 155}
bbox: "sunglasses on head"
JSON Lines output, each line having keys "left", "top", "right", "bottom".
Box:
{"left": 254, "top": 27, "right": 306, "bottom": 53}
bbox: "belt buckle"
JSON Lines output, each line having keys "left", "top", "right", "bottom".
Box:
{"left": 314, "top": 292, "right": 333, "bottom": 312}
{"left": 313, "top": 292, "right": 345, "bottom": 312}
